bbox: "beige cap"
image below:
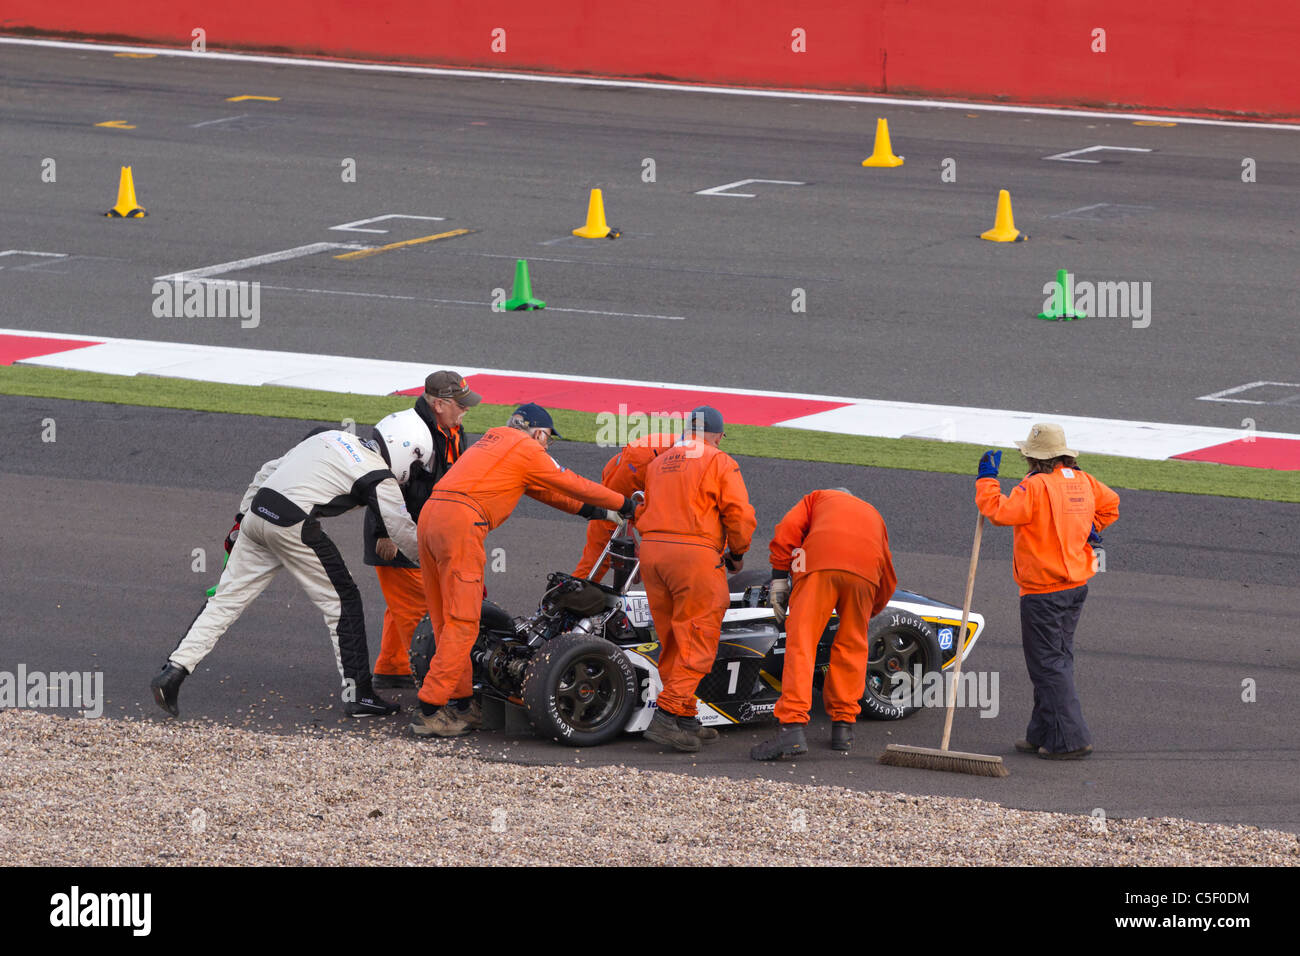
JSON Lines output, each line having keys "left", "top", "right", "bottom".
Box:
{"left": 1014, "top": 422, "right": 1077, "bottom": 459}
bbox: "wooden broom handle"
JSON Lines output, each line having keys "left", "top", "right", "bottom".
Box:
{"left": 940, "top": 513, "right": 985, "bottom": 752}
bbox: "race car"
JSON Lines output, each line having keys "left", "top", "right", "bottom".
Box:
{"left": 410, "top": 527, "right": 985, "bottom": 747}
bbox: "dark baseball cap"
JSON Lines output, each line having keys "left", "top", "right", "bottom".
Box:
{"left": 688, "top": 405, "right": 725, "bottom": 436}
{"left": 425, "top": 370, "right": 482, "bottom": 407}
{"left": 512, "top": 402, "right": 561, "bottom": 438}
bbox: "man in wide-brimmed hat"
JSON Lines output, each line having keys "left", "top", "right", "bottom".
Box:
{"left": 975, "top": 423, "right": 1120, "bottom": 759}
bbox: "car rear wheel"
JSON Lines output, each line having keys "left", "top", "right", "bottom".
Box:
{"left": 860, "top": 610, "right": 943, "bottom": 720}
{"left": 521, "top": 633, "right": 638, "bottom": 746}
{"left": 408, "top": 601, "right": 515, "bottom": 689}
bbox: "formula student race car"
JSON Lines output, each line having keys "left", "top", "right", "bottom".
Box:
{"left": 410, "top": 517, "right": 985, "bottom": 747}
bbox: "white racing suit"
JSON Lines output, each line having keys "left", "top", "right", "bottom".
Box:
{"left": 169, "top": 430, "right": 419, "bottom": 694}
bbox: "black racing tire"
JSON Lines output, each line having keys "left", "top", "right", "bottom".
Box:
{"left": 520, "top": 633, "right": 638, "bottom": 747}
{"left": 408, "top": 615, "right": 435, "bottom": 688}
{"left": 408, "top": 601, "right": 514, "bottom": 688}
{"left": 860, "top": 609, "right": 943, "bottom": 720}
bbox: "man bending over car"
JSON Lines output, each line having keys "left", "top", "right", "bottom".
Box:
{"left": 410, "top": 403, "right": 635, "bottom": 739}
{"left": 150, "top": 413, "right": 431, "bottom": 719}
{"left": 752, "top": 488, "right": 897, "bottom": 760}
{"left": 636, "top": 406, "right": 756, "bottom": 753}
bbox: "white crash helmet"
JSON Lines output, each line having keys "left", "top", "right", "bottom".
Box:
{"left": 373, "top": 409, "right": 433, "bottom": 485}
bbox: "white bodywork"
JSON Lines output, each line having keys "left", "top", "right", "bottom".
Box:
{"left": 613, "top": 591, "right": 986, "bottom": 732}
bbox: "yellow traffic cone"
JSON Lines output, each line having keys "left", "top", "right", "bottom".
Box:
{"left": 861, "top": 118, "right": 904, "bottom": 167}
{"left": 572, "top": 188, "right": 620, "bottom": 239}
{"left": 106, "top": 166, "right": 146, "bottom": 218}
{"left": 979, "top": 189, "right": 1025, "bottom": 242}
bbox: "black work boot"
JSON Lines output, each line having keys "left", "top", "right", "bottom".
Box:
{"left": 679, "top": 715, "right": 720, "bottom": 742}
{"left": 150, "top": 661, "right": 188, "bottom": 717}
{"left": 750, "top": 723, "right": 809, "bottom": 761}
{"left": 643, "top": 709, "right": 702, "bottom": 753}
{"left": 831, "top": 721, "right": 854, "bottom": 752}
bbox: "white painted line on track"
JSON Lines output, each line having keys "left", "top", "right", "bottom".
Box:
{"left": 155, "top": 243, "right": 368, "bottom": 281}
{"left": 695, "top": 179, "right": 806, "bottom": 197}
{"left": 1198, "top": 382, "right": 1300, "bottom": 404}
{"left": 189, "top": 114, "right": 249, "bottom": 128}
{"left": 543, "top": 306, "right": 685, "bottom": 320}
{"left": 4, "top": 36, "right": 1298, "bottom": 132}
{"left": 329, "top": 214, "right": 447, "bottom": 234}
{"left": 0, "top": 251, "right": 69, "bottom": 271}
{"left": 1043, "top": 145, "right": 1154, "bottom": 163}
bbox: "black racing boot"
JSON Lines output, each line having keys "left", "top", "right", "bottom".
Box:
{"left": 150, "top": 662, "right": 188, "bottom": 717}
{"left": 750, "top": 722, "right": 809, "bottom": 761}
{"left": 346, "top": 680, "right": 400, "bottom": 717}
{"left": 831, "top": 721, "right": 854, "bottom": 752}
{"left": 643, "top": 709, "right": 702, "bottom": 753}
{"left": 679, "top": 715, "right": 720, "bottom": 742}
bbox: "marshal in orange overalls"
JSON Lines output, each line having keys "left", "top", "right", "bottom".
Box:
{"left": 634, "top": 438, "right": 756, "bottom": 718}
{"left": 573, "top": 432, "right": 678, "bottom": 581}
{"left": 417, "top": 426, "right": 625, "bottom": 708}
{"left": 769, "top": 490, "right": 897, "bottom": 724}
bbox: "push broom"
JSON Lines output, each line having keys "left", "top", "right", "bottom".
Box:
{"left": 879, "top": 514, "right": 1009, "bottom": 777}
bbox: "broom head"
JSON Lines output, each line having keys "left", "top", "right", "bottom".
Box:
{"left": 879, "top": 743, "right": 1009, "bottom": 777}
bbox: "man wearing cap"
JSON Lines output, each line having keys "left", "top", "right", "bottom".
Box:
{"left": 410, "top": 403, "right": 637, "bottom": 737}
{"left": 976, "top": 423, "right": 1120, "bottom": 759}
{"left": 751, "top": 488, "right": 897, "bottom": 760}
{"left": 635, "top": 406, "right": 757, "bottom": 752}
{"left": 573, "top": 429, "right": 680, "bottom": 582}
{"left": 364, "top": 371, "right": 480, "bottom": 688}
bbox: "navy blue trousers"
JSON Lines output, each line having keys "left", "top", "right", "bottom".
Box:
{"left": 1020, "top": 584, "right": 1092, "bottom": 753}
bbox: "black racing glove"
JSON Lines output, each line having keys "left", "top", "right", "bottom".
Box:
{"left": 577, "top": 503, "right": 600, "bottom": 520}
{"left": 618, "top": 496, "right": 637, "bottom": 520}
{"left": 723, "top": 550, "right": 745, "bottom": 573}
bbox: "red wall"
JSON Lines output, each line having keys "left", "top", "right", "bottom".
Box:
{"left": 3, "top": 1, "right": 1297, "bottom": 118}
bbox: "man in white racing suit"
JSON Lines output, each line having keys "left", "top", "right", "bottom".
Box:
{"left": 151, "top": 412, "right": 431, "bottom": 718}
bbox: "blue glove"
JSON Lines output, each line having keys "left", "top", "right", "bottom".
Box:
{"left": 1088, "top": 524, "right": 1103, "bottom": 545}
{"left": 977, "top": 450, "right": 1002, "bottom": 479}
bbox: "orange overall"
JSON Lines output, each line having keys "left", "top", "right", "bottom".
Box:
{"left": 417, "top": 427, "right": 624, "bottom": 708}
{"left": 373, "top": 566, "right": 428, "bottom": 675}
{"left": 373, "top": 423, "right": 463, "bottom": 676}
{"left": 573, "top": 432, "right": 678, "bottom": 580}
{"left": 769, "top": 490, "right": 897, "bottom": 724}
{"left": 635, "top": 439, "right": 756, "bottom": 718}
{"left": 975, "top": 466, "right": 1120, "bottom": 594}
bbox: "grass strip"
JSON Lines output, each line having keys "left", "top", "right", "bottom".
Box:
{"left": 3, "top": 364, "right": 1295, "bottom": 503}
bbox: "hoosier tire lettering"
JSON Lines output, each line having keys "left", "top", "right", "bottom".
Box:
{"left": 521, "top": 633, "right": 638, "bottom": 747}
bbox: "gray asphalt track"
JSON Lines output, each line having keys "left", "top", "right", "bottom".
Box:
{"left": 3, "top": 397, "right": 1297, "bottom": 832}
{"left": 2, "top": 44, "right": 1300, "bottom": 432}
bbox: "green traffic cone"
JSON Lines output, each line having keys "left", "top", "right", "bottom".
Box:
{"left": 504, "top": 259, "right": 546, "bottom": 311}
{"left": 1037, "top": 268, "right": 1085, "bottom": 321}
